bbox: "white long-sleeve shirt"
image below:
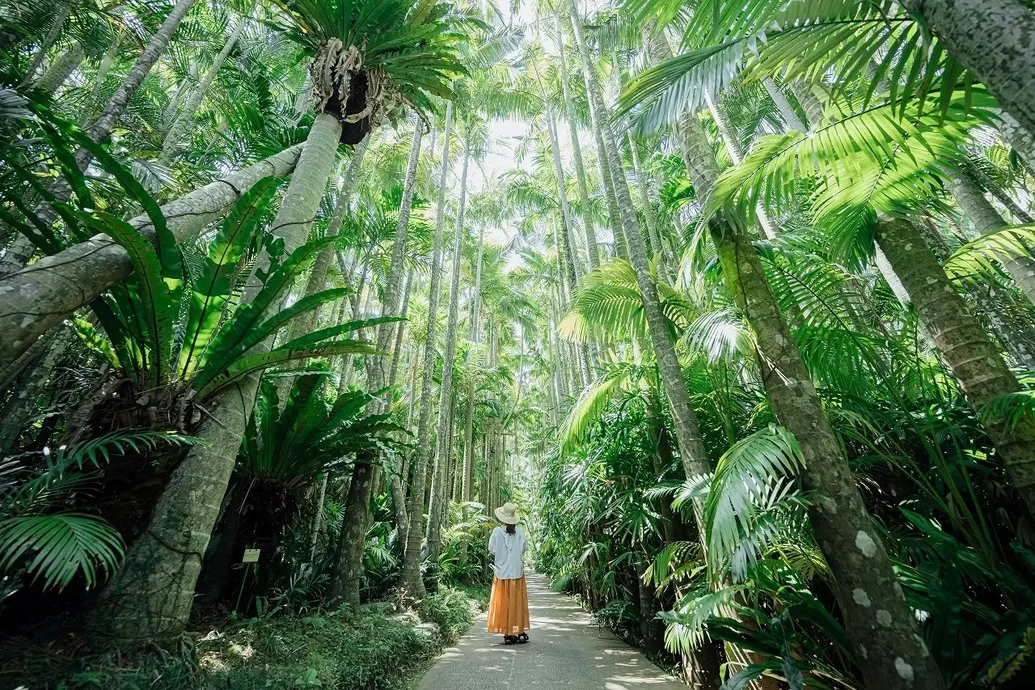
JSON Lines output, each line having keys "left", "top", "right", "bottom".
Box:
{"left": 488, "top": 525, "right": 527, "bottom": 579}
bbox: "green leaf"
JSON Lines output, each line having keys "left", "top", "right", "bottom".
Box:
{"left": 0, "top": 514, "right": 124, "bottom": 591}
{"left": 195, "top": 339, "right": 380, "bottom": 399}
{"left": 83, "top": 212, "right": 177, "bottom": 386}
{"left": 178, "top": 176, "right": 283, "bottom": 378}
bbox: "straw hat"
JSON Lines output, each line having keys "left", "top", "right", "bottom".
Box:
{"left": 494, "top": 502, "right": 520, "bottom": 525}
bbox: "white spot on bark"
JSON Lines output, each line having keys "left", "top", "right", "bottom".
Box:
{"left": 914, "top": 634, "right": 930, "bottom": 657}
{"left": 877, "top": 610, "right": 892, "bottom": 627}
{"left": 857, "top": 644, "right": 867, "bottom": 659}
{"left": 852, "top": 588, "right": 871, "bottom": 607}
{"left": 855, "top": 530, "right": 877, "bottom": 558}
{"left": 895, "top": 657, "right": 914, "bottom": 683}
{"left": 20, "top": 316, "right": 34, "bottom": 328}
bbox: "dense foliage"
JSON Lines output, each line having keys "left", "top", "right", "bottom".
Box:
{"left": 4, "top": 0, "right": 1035, "bottom": 689}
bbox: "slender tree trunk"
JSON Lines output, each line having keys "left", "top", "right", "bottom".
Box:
{"left": 333, "top": 125, "right": 423, "bottom": 604}
{"left": 308, "top": 473, "right": 329, "bottom": 562}
{"left": 566, "top": 0, "right": 711, "bottom": 483}
{"left": 83, "top": 29, "right": 125, "bottom": 124}
{"left": 425, "top": 139, "right": 469, "bottom": 579}
{"left": 0, "top": 144, "right": 303, "bottom": 368}
{"left": 91, "top": 113, "right": 341, "bottom": 640}
{"left": 159, "top": 7, "right": 252, "bottom": 163}
{"left": 901, "top": 0, "right": 1035, "bottom": 139}
{"left": 762, "top": 78, "right": 807, "bottom": 132}
{"left": 20, "top": 0, "right": 72, "bottom": 85}
{"left": 554, "top": 10, "right": 600, "bottom": 270}
{"left": 629, "top": 136, "right": 671, "bottom": 280}
{"left": 545, "top": 110, "right": 584, "bottom": 282}
{"left": 949, "top": 166, "right": 1035, "bottom": 306}
{"left": 876, "top": 216, "right": 1035, "bottom": 518}
{"left": 400, "top": 106, "right": 452, "bottom": 598}
{"left": 0, "top": 328, "right": 72, "bottom": 453}
{"left": 33, "top": 43, "right": 85, "bottom": 95}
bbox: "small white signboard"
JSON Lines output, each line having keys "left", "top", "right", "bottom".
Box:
{"left": 242, "top": 548, "right": 261, "bottom": 563}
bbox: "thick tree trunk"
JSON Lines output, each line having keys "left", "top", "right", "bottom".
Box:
{"left": 159, "top": 8, "right": 251, "bottom": 163}
{"left": 876, "top": 216, "right": 1035, "bottom": 518}
{"left": 0, "top": 144, "right": 303, "bottom": 368}
{"left": 901, "top": 0, "right": 1035, "bottom": 140}
{"left": 400, "top": 106, "right": 452, "bottom": 598}
{"left": 91, "top": 113, "right": 341, "bottom": 640}
{"left": 287, "top": 135, "right": 370, "bottom": 342}
{"left": 425, "top": 141, "right": 469, "bottom": 579}
{"left": 712, "top": 220, "right": 945, "bottom": 690}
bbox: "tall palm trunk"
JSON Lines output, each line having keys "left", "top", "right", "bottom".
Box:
{"left": 331, "top": 123, "right": 421, "bottom": 601}
{"left": 671, "top": 67, "right": 943, "bottom": 685}
{"left": 425, "top": 137, "right": 469, "bottom": 580}
{"left": 82, "top": 28, "right": 125, "bottom": 124}
{"left": 901, "top": 0, "right": 1035, "bottom": 137}
{"left": 20, "top": 0, "right": 72, "bottom": 84}
{"left": 875, "top": 216, "right": 1035, "bottom": 518}
{"left": 33, "top": 43, "right": 85, "bottom": 95}
{"left": 711, "top": 219, "right": 944, "bottom": 690}
{"left": 92, "top": 112, "right": 341, "bottom": 639}
{"left": 0, "top": 144, "right": 304, "bottom": 367}
{"left": 159, "top": 7, "right": 252, "bottom": 163}
{"left": 554, "top": 10, "right": 600, "bottom": 270}
{"left": 949, "top": 167, "right": 1035, "bottom": 306}
{"left": 400, "top": 105, "right": 452, "bottom": 598}
{"left": 564, "top": 0, "right": 711, "bottom": 482}
{"left": 288, "top": 135, "right": 370, "bottom": 342}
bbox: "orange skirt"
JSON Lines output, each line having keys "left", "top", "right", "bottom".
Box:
{"left": 486, "top": 575, "right": 530, "bottom": 635}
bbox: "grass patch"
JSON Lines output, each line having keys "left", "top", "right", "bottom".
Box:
{"left": 2, "top": 590, "right": 478, "bottom": 689}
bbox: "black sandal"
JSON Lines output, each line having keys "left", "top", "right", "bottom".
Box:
{"left": 516, "top": 633, "right": 529, "bottom": 644}
{"left": 504, "top": 635, "right": 517, "bottom": 645}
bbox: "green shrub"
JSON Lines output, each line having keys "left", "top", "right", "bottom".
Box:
{"left": 418, "top": 588, "right": 475, "bottom": 645}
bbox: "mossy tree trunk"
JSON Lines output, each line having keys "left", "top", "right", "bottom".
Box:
{"left": 901, "top": 0, "right": 1035, "bottom": 138}
{"left": 876, "top": 216, "right": 1035, "bottom": 520}
{"left": 712, "top": 219, "right": 945, "bottom": 690}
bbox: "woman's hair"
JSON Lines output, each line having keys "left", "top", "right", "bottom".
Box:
{"left": 505, "top": 523, "right": 516, "bottom": 534}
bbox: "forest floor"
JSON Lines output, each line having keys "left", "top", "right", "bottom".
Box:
{"left": 1, "top": 586, "right": 487, "bottom": 689}
{"left": 416, "top": 573, "right": 685, "bottom": 690}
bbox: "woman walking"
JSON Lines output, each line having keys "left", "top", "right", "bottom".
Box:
{"left": 487, "top": 502, "right": 530, "bottom": 644}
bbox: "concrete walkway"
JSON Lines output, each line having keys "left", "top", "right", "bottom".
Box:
{"left": 418, "top": 573, "right": 686, "bottom": 689}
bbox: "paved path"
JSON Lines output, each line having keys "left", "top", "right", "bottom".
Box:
{"left": 418, "top": 573, "right": 686, "bottom": 689}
